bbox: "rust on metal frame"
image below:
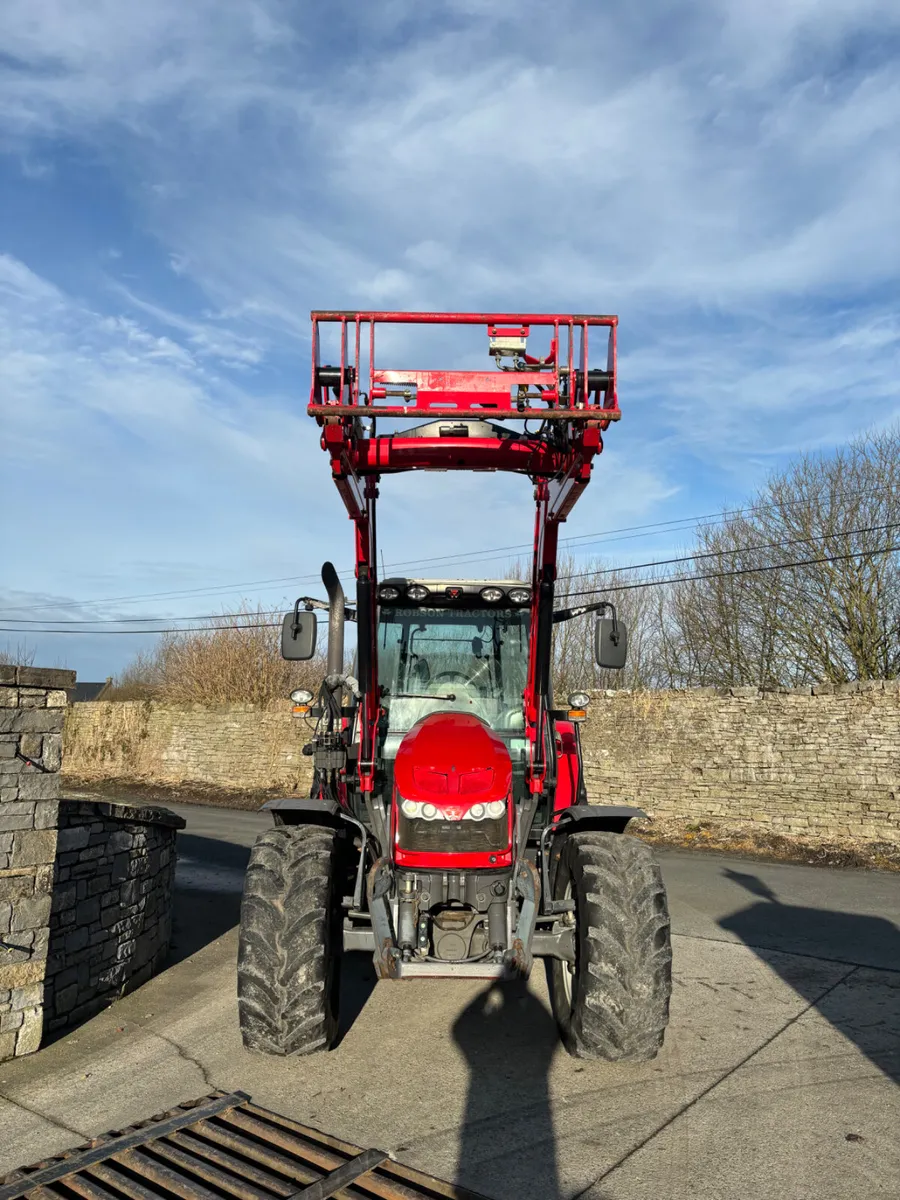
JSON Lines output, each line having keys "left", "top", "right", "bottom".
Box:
{"left": 311, "top": 310, "right": 617, "bottom": 324}
{"left": 308, "top": 311, "right": 619, "bottom": 427}
{"left": 1, "top": 1092, "right": 491, "bottom": 1200}
{"left": 308, "top": 405, "right": 620, "bottom": 421}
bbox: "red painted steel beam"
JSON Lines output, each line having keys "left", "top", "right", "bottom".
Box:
{"left": 347, "top": 435, "right": 595, "bottom": 478}
{"left": 311, "top": 311, "right": 617, "bottom": 325}
{"left": 309, "top": 405, "right": 619, "bottom": 421}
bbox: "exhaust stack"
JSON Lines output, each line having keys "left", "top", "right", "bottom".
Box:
{"left": 321, "top": 561, "right": 345, "bottom": 681}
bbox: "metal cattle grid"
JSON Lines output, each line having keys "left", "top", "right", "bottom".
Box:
{"left": 0, "top": 1091, "right": 491, "bottom": 1200}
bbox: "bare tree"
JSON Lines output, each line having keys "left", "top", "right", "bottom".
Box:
{"left": 104, "top": 649, "right": 164, "bottom": 700}
{"left": 0, "top": 642, "right": 36, "bottom": 667}
{"left": 662, "top": 426, "right": 900, "bottom": 685}
{"left": 109, "top": 606, "right": 327, "bottom": 704}
{"left": 509, "top": 555, "right": 663, "bottom": 697}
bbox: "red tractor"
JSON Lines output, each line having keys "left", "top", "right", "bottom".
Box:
{"left": 237, "top": 312, "right": 672, "bottom": 1059}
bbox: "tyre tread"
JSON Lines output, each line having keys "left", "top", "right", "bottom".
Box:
{"left": 237, "top": 825, "right": 340, "bottom": 1056}
{"left": 552, "top": 831, "right": 672, "bottom": 1061}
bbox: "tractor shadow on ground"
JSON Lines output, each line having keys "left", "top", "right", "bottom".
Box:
{"left": 335, "top": 953, "right": 379, "bottom": 1045}
{"left": 452, "top": 978, "right": 563, "bottom": 1200}
{"left": 718, "top": 869, "right": 900, "bottom": 1085}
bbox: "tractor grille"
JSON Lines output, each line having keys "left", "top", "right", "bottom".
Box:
{"left": 398, "top": 813, "right": 509, "bottom": 854}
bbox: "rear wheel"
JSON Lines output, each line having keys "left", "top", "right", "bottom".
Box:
{"left": 549, "top": 831, "right": 671, "bottom": 1060}
{"left": 238, "top": 825, "right": 341, "bottom": 1055}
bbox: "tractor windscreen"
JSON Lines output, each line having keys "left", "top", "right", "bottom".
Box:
{"left": 378, "top": 606, "right": 529, "bottom": 734}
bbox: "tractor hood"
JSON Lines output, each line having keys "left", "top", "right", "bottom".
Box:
{"left": 393, "top": 712, "right": 512, "bottom": 804}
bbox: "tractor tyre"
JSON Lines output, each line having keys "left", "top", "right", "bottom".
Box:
{"left": 549, "top": 831, "right": 671, "bottom": 1061}
{"left": 237, "top": 824, "right": 341, "bottom": 1055}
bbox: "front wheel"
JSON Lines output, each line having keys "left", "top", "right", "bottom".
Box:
{"left": 549, "top": 831, "right": 672, "bottom": 1060}
{"left": 237, "top": 825, "right": 342, "bottom": 1055}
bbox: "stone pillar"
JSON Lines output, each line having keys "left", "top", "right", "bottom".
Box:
{"left": 0, "top": 666, "right": 74, "bottom": 1060}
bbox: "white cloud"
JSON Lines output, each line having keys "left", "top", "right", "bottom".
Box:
{"left": 623, "top": 308, "right": 900, "bottom": 478}
{"left": 3, "top": 1, "right": 898, "bottom": 318}
{"left": 109, "top": 286, "right": 266, "bottom": 367}
{"left": 2, "top": 1, "right": 900, "bottom": 672}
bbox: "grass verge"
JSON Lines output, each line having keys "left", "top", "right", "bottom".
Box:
{"left": 632, "top": 816, "right": 900, "bottom": 871}
{"left": 62, "top": 775, "right": 284, "bottom": 812}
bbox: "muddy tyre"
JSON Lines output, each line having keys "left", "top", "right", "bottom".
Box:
{"left": 549, "top": 831, "right": 671, "bottom": 1061}
{"left": 237, "top": 825, "right": 341, "bottom": 1055}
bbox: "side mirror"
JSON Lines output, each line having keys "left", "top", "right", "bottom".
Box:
{"left": 595, "top": 617, "right": 627, "bottom": 670}
{"left": 281, "top": 610, "right": 317, "bottom": 660}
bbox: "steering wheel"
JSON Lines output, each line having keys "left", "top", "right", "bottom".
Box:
{"left": 432, "top": 671, "right": 472, "bottom": 686}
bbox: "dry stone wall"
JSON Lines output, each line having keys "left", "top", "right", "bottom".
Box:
{"left": 64, "top": 699, "right": 311, "bottom": 793}
{"left": 581, "top": 682, "right": 900, "bottom": 843}
{"left": 43, "top": 800, "right": 183, "bottom": 1036}
{"left": 0, "top": 666, "right": 72, "bottom": 1059}
{"left": 1, "top": 670, "right": 184, "bottom": 1062}
{"left": 63, "top": 685, "right": 900, "bottom": 844}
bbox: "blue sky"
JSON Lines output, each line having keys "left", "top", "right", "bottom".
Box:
{"left": 1, "top": 0, "right": 899, "bottom": 679}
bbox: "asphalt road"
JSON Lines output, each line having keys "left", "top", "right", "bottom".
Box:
{"left": 1, "top": 801, "right": 898, "bottom": 1200}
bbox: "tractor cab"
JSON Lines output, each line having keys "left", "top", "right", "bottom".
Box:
{"left": 376, "top": 577, "right": 530, "bottom": 760}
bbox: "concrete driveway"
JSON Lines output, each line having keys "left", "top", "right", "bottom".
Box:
{"left": 1, "top": 803, "right": 898, "bottom": 1200}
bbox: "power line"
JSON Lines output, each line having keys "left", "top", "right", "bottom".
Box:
{"left": 5, "top": 480, "right": 897, "bottom": 616}
{"left": 7, "top": 541, "right": 900, "bottom": 634}
{"left": 0, "top": 522, "right": 697, "bottom": 615}
{"left": 7, "top": 518, "right": 898, "bottom": 626}
{"left": 5, "top": 610, "right": 285, "bottom": 625}
{"left": 565, "top": 542, "right": 900, "bottom": 599}
{"left": 560, "top": 520, "right": 900, "bottom": 584}
{"left": 0, "top": 622, "right": 281, "bottom": 636}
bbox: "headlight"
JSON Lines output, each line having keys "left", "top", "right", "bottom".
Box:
{"left": 396, "top": 796, "right": 510, "bottom": 854}
{"left": 480, "top": 586, "right": 505, "bottom": 603}
{"left": 568, "top": 691, "right": 590, "bottom": 708}
{"left": 508, "top": 587, "right": 531, "bottom": 605}
{"left": 399, "top": 797, "right": 506, "bottom": 823}
{"left": 379, "top": 585, "right": 400, "bottom": 601}
{"left": 406, "top": 584, "right": 430, "bottom": 602}
{"left": 290, "top": 688, "right": 313, "bottom": 705}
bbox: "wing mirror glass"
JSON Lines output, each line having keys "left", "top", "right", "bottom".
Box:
{"left": 281, "top": 609, "right": 317, "bottom": 660}
{"left": 594, "top": 617, "right": 627, "bottom": 670}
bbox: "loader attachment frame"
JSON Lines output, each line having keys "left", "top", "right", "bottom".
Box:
{"left": 307, "top": 311, "right": 619, "bottom": 805}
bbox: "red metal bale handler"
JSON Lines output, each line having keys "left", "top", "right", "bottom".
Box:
{"left": 237, "top": 312, "right": 672, "bottom": 1059}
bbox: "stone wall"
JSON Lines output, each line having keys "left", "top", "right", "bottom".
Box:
{"left": 63, "top": 684, "right": 900, "bottom": 843}
{"left": 42, "top": 800, "right": 183, "bottom": 1036}
{"left": 2, "top": 670, "right": 184, "bottom": 1062}
{"left": 580, "top": 682, "right": 900, "bottom": 843}
{"left": 64, "top": 699, "right": 311, "bottom": 793}
{"left": 0, "top": 666, "right": 73, "bottom": 1060}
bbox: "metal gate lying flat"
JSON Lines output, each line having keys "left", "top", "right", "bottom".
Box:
{"left": 0, "top": 1091, "right": 490, "bottom": 1200}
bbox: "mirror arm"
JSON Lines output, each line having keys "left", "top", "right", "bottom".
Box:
{"left": 553, "top": 599, "right": 616, "bottom": 625}
{"left": 293, "top": 596, "right": 357, "bottom": 621}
